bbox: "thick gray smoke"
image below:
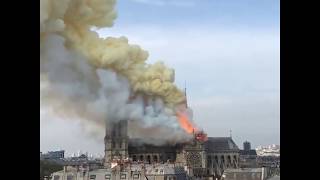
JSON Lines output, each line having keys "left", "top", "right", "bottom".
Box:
{"left": 40, "top": 34, "right": 192, "bottom": 143}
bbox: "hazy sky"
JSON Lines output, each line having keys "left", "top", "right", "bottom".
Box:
{"left": 40, "top": 0, "right": 280, "bottom": 155}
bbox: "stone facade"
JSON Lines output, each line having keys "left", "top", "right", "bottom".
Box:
{"left": 51, "top": 164, "right": 187, "bottom": 180}
{"left": 104, "top": 120, "right": 129, "bottom": 167}
{"left": 221, "top": 168, "right": 267, "bottom": 180}
{"left": 103, "top": 120, "right": 240, "bottom": 179}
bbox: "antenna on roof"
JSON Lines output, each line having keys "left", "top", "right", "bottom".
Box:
{"left": 229, "top": 130, "right": 232, "bottom": 138}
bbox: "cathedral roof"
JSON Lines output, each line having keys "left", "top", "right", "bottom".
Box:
{"left": 204, "top": 137, "right": 240, "bottom": 152}
{"left": 239, "top": 150, "right": 257, "bottom": 156}
{"left": 128, "top": 138, "right": 179, "bottom": 154}
{"left": 128, "top": 137, "right": 240, "bottom": 153}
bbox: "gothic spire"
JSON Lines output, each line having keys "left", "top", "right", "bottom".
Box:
{"left": 184, "top": 81, "right": 188, "bottom": 108}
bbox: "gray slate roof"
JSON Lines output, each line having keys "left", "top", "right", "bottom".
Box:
{"left": 128, "top": 137, "right": 240, "bottom": 153}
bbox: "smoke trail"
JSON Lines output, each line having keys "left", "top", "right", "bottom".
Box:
{"left": 40, "top": 0, "right": 195, "bottom": 143}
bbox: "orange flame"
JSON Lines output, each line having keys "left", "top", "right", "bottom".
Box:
{"left": 177, "top": 112, "right": 198, "bottom": 134}
{"left": 195, "top": 131, "right": 208, "bottom": 142}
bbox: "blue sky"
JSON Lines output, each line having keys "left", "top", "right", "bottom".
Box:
{"left": 41, "top": 0, "right": 280, "bottom": 155}
{"left": 116, "top": 0, "right": 279, "bottom": 28}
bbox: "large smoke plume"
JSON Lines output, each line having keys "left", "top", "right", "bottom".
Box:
{"left": 40, "top": 0, "right": 196, "bottom": 143}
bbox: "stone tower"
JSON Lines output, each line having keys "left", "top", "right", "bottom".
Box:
{"left": 104, "top": 120, "right": 128, "bottom": 167}
{"left": 181, "top": 132, "right": 208, "bottom": 177}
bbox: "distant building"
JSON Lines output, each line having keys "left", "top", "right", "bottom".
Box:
{"left": 255, "top": 144, "right": 280, "bottom": 168}
{"left": 239, "top": 141, "right": 258, "bottom": 168}
{"left": 256, "top": 145, "right": 280, "bottom": 157}
{"left": 41, "top": 150, "right": 65, "bottom": 160}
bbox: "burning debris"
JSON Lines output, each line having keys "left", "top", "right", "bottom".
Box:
{"left": 40, "top": 0, "right": 202, "bottom": 143}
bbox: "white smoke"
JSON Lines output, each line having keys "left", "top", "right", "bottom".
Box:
{"left": 40, "top": 34, "right": 191, "bottom": 142}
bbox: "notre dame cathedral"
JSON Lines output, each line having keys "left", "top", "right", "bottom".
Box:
{"left": 104, "top": 120, "right": 240, "bottom": 178}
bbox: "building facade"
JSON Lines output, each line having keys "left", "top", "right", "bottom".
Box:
{"left": 221, "top": 168, "right": 268, "bottom": 180}
{"left": 50, "top": 120, "right": 241, "bottom": 180}
{"left": 104, "top": 120, "right": 129, "bottom": 168}
{"left": 103, "top": 120, "right": 240, "bottom": 179}
{"left": 239, "top": 141, "right": 258, "bottom": 168}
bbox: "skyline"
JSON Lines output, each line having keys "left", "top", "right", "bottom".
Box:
{"left": 40, "top": 0, "right": 280, "bottom": 154}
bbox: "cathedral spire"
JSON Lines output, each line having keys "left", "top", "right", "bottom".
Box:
{"left": 184, "top": 81, "right": 188, "bottom": 108}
